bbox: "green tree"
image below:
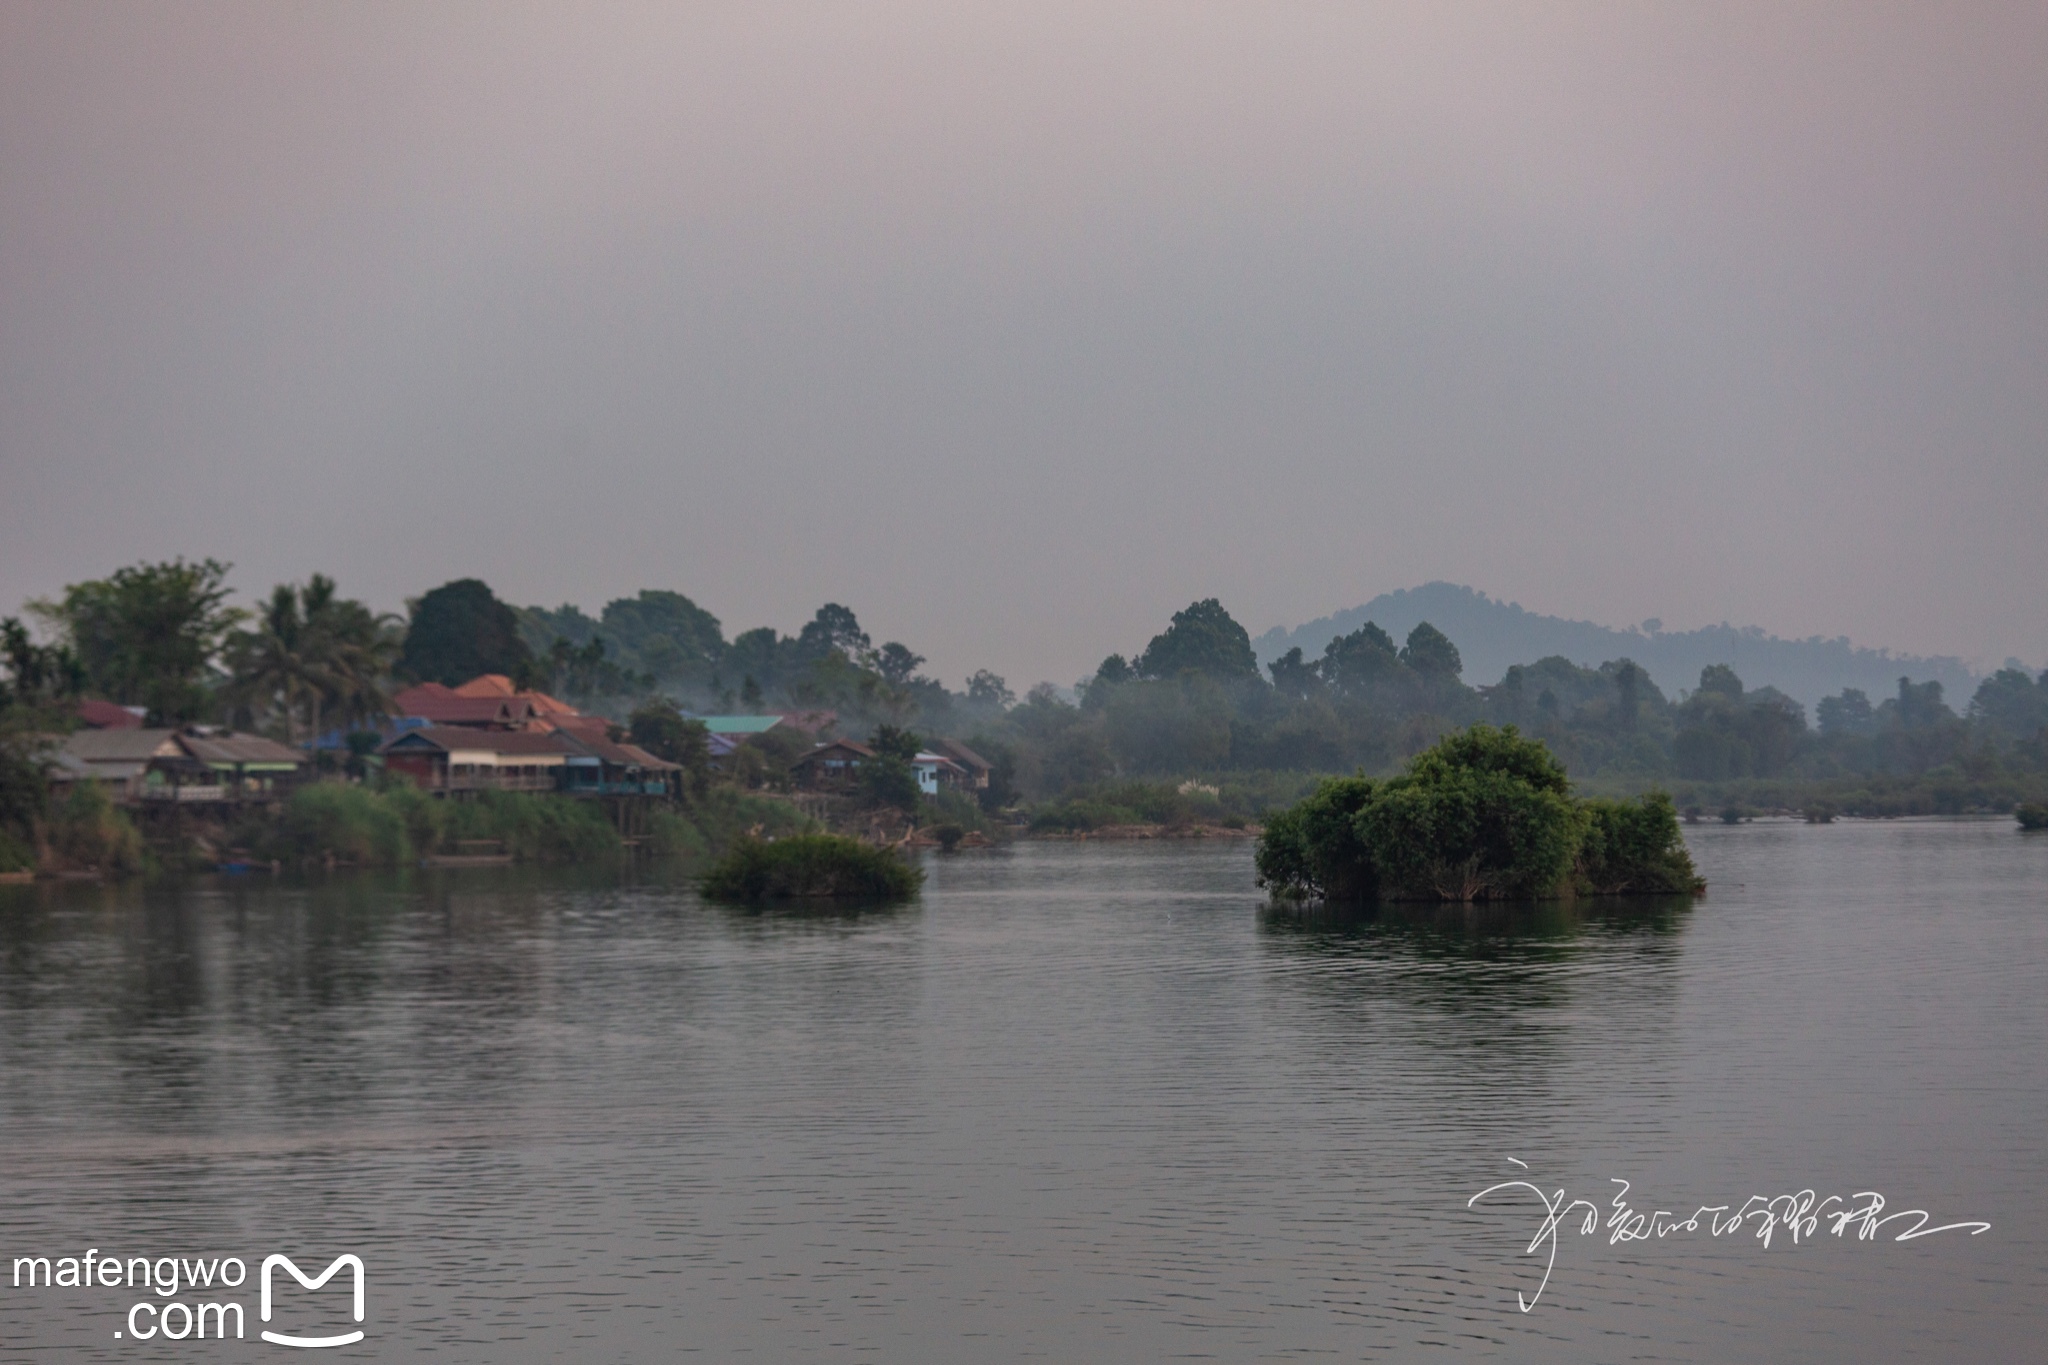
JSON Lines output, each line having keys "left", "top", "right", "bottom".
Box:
{"left": 1266, "top": 646, "right": 1322, "bottom": 699}
{"left": 629, "top": 698, "right": 711, "bottom": 798}
{"left": 1969, "top": 668, "right": 2048, "bottom": 744}
{"left": 862, "top": 724, "right": 923, "bottom": 811}
{"left": 1351, "top": 724, "right": 1583, "bottom": 901}
{"left": 966, "top": 670, "right": 1015, "bottom": 708}
{"left": 32, "top": 558, "right": 244, "bottom": 724}
{"left": 1696, "top": 663, "right": 1744, "bottom": 698}
{"left": 1816, "top": 687, "right": 1875, "bottom": 735}
{"left": 965, "top": 733, "right": 1019, "bottom": 811}
{"left": 874, "top": 642, "right": 925, "bottom": 684}
{"left": 1320, "top": 622, "right": 1401, "bottom": 697}
{"left": 1575, "top": 793, "right": 1702, "bottom": 894}
{"left": 401, "top": 579, "right": 531, "bottom": 686}
{"left": 223, "top": 575, "right": 400, "bottom": 744}
{"left": 1094, "top": 654, "right": 1135, "bottom": 686}
{"left": 531, "top": 635, "right": 647, "bottom": 702}
{"left": 1, "top": 617, "right": 84, "bottom": 714}
{"left": 222, "top": 584, "right": 325, "bottom": 744}
{"left": 1254, "top": 775, "right": 1378, "bottom": 899}
{"left": 1398, "top": 621, "right": 1462, "bottom": 680}
{"left": 1254, "top": 726, "right": 1690, "bottom": 904}
{"left": 1136, "top": 599, "right": 1261, "bottom": 683}
{"left": 598, "top": 590, "right": 726, "bottom": 682}
{"left": 1104, "top": 677, "right": 1232, "bottom": 774}
{"left": 869, "top": 724, "right": 922, "bottom": 762}
{"left": 1888, "top": 677, "right": 1955, "bottom": 730}
{"left": 796, "top": 604, "right": 870, "bottom": 663}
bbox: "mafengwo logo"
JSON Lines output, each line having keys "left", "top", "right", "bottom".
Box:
{"left": 261, "top": 1255, "right": 366, "bottom": 1348}
{"left": 9, "top": 1247, "right": 366, "bottom": 1348}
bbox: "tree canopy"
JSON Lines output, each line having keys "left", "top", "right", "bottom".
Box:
{"left": 32, "top": 558, "right": 243, "bottom": 723}
{"left": 401, "top": 578, "right": 531, "bottom": 686}
{"left": 1257, "top": 725, "right": 1701, "bottom": 902}
{"left": 1136, "top": 599, "right": 1259, "bottom": 682}
{"left": 222, "top": 575, "right": 399, "bottom": 742}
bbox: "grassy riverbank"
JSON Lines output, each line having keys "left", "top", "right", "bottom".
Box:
{"left": 237, "top": 782, "right": 814, "bottom": 870}
{"left": 6, "top": 780, "right": 815, "bottom": 878}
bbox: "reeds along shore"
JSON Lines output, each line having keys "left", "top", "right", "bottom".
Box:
{"left": 6, "top": 781, "right": 813, "bottom": 877}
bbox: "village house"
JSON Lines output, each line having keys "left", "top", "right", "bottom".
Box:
{"left": 930, "top": 738, "right": 993, "bottom": 791}
{"left": 552, "top": 730, "right": 684, "bottom": 798}
{"left": 176, "top": 733, "right": 315, "bottom": 800}
{"left": 378, "top": 727, "right": 572, "bottom": 794}
{"left": 388, "top": 683, "right": 543, "bottom": 730}
{"left": 786, "top": 739, "right": 980, "bottom": 798}
{"left": 50, "top": 729, "right": 307, "bottom": 804}
{"left": 74, "top": 699, "right": 146, "bottom": 730}
{"left": 788, "top": 739, "right": 875, "bottom": 791}
{"left": 911, "top": 751, "right": 970, "bottom": 796}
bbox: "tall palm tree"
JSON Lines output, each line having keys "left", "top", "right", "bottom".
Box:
{"left": 221, "top": 585, "right": 325, "bottom": 745}
{"left": 301, "top": 576, "right": 402, "bottom": 741}
{"left": 222, "top": 576, "right": 402, "bottom": 747}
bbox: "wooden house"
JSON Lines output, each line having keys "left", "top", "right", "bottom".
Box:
{"left": 788, "top": 739, "right": 875, "bottom": 791}
{"left": 379, "top": 728, "right": 570, "bottom": 794}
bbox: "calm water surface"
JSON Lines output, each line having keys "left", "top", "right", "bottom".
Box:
{"left": 1, "top": 821, "right": 2044, "bottom": 1361}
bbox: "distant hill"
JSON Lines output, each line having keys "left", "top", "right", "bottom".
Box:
{"left": 1251, "top": 583, "right": 1981, "bottom": 711}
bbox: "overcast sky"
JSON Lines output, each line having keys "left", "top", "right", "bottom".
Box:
{"left": 2, "top": 2, "right": 2043, "bottom": 690}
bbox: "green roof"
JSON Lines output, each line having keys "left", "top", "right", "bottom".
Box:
{"left": 692, "top": 715, "right": 783, "bottom": 735}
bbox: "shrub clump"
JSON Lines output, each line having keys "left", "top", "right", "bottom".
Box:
{"left": 43, "top": 781, "right": 146, "bottom": 875}
{"left": 0, "top": 826, "right": 33, "bottom": 873}
{"left": 1575, "top": 793, "right": 1705, "bottom": 895}
{"left": 259, "top": 782, "right": 412, "bottom": 866}
{"left": 701, "top": 834, "right": 923, "bottom": 904}
{"left": 2018, "top": 802, "right": 2048, "bottom": 831}
{"left": 1030, "top": 780, "right": 1223, "bottom": 832}
{"left": 1256, "top": 725, "right": 1703, "bottom": 902}
{"left": 242, "top": 782, "right": 626, "bottom": 867}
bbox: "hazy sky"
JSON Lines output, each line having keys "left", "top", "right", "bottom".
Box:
{"left": 3, "top": 2, "right": 2043, "bottom": 690}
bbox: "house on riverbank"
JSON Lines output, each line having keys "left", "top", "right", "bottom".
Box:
{"left": 789, "top": 739, "right": 875, "bottom": 791}
{"left": 911, "top": 751, "right": 970, "bottom": 796}
{"left": 377, "top": 726, "right": 683, "bottom": 798}
{"left": 379, "top": 728, "right": 573, "bottom": 793}
{"left": 50, "top": 729, "right": 307, "bottom": 804}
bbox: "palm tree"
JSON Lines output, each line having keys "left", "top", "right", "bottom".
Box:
{"left": 222, "top": 576, "right": 401, "bottom": 748}
{"left": 301, "top": 577, "right": 402, "bottom": 741}
{"left": 221, "top": 585, "right": 326, "bottom": 745}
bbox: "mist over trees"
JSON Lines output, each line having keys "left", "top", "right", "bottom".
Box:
{"left": 5, "top": 563, "right": 2045, "bottom": 844}
{"left": 1254, "top": 582, "right": 1986, "bottom": 711}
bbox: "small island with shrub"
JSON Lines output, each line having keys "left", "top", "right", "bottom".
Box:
{"left": 1255, "top": 724, "right": 1704, "bottom": 902}
{"left": 701, "top": 833, "right": 924, "bottom": 904}
{"left": 2019, "top": 802, "right": 2048, "bottom": 831}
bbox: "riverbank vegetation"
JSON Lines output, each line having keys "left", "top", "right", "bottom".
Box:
{"left": 222, "top": 781, "right": 810, "bottom": 871}
{"left": 1255, "top": 726, "right": 1702, "bottom": 902}
{"left": 6, "top": 559, "right": 2046, "bottom": 880}
{"left": 701, "top": 834, "right": 923, "bottom": 903}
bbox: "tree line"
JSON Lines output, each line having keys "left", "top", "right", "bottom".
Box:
{"left": 5, "top": 562, "right": 2046, "bottom": 856}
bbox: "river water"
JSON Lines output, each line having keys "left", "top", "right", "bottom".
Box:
{"left": 1, "top": 820, "right": 2043, "bottom": 1362}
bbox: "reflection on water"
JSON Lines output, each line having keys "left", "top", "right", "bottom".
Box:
{"left": 0, "top": 827, "right": 2042, "bottom": 1362}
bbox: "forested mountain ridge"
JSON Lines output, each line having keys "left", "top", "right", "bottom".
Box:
{"left": 1254, "top": 583, "right": 1985, "bottom": 710}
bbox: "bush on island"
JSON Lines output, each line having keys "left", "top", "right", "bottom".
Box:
{"left": 2018, "top": 802, "right": 2048, "bottom": 831}
{"left": 701, "top": 834, "right": 923, "bottom": 904}
{"left": 1255, "top": 725, "right": 1703, "bottom": 902}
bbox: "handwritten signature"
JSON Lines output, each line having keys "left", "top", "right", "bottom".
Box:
{"left": 1467, "top": 1158, "right": 1991, "bottom": 1311}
